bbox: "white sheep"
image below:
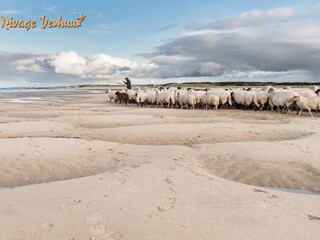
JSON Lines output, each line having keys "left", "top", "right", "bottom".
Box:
{"left": 231, "top": 90, "right": 260, "bottom": 110}
{"left": 206, "top": 90, "right": 233, "bottom": 107}
{"left": 268, "top": 88, "right": 299, "bottom": 113}
{"left": 189, "top": 90, "right": 207, "bottom": 106}
{"left": 261, "top": 86, "right": 272, "bottom": 92}
{"left": 291, "top": 95, "right": 320, "bottom": 117}
{"left": 177, "top": 91, "right": 196, "bottom": 109}
{"left": 295, "top": 89, "right": 317, "bottom": 98}
{"left": 125, "top": 89, "right": 137, "bottom": 102}
{"left": 202, "top": 93, "right": 219, "bottom": 110}
{"left": 106, "top": 89, "right": 118, "bottom": 103}
{"left": 174, "top": 89, "right": 188, "bottom": 108}
{"left": 256, "top": 91, "right": 270, "bottom": 110}
{"left": 145, "top": 90, "right": 157, "bottom": 107}
{"left": 312, "top": 85, "right": 319, "bottom": 92}
{"left": 135, "top": 90, "right": 148, "bottom": 107}
{"left": 156, "top": 90, "right": 175, "bottom": 108}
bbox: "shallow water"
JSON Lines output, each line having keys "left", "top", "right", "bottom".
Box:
{"left": 0, "top": 88, "right": 105, "bottom": 103}
{"left": 0, "top": 88, "right": 106, "bottom": 94}
{"left": 0, "top": 97, "right": 45, "bottom": 103}
{"left": 0, "top": 88, "right": 54, "bottom": 93}
{"left": 265, "top": 187, "right": 320, "bottom": 196}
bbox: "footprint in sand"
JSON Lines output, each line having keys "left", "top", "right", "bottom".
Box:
{"left": 252, "top": 188, "right": 268, "bottom": 194}
{"left": 305, "top": 214, "right": 320, "bottom": 221}
{"left": 157, "top": 197, "right": 176, "bottom": 212}
{"left": 40, "top": 223, "right": 54, "bottom": 231}
{"left": 87, "top": 212, "right": 123, "bottom": 239}
{"left": 130, "top": 164, "right": 140, "bottom": 169}
{"left": 112, "top": 158, "right": 120, "bottom": 163}
{"left": 253, "top": 188, "right": 278, "bottom": 199}
{"left": 62, "top": 198, "right": 81, "bottom": 208}
{"left": 118, "top": 178, "right": 127, "bottom": 184}
{"left": 164, "top": 177, "right": 178, "bottom": 194}
{"left": 268, "top": 195, "right": 278, "bottom": 199}
{"left": 164, "top": 177, "right": 174, "bottom": 185}
{"left": 87, "top": 212, "right": 106, "bottom": 235}
{"left": 258, "top": 202, "right": 278, "bottom": 209}
{"left": 163, "top": 177, "right": 178, "bottom": 194}
{"left": 108, "top": 231, "right": 123, "bottom": 240}
{"left": 170, "top": 187, "right": 178, "bottom": 194}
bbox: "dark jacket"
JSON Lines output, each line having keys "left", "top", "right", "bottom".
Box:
{"left": 124, "top": 79, "right": 132, "bottom": 89}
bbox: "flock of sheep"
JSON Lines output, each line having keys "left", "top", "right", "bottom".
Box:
{"left": 106, "top": 85, "right": 320, "bottom": 117}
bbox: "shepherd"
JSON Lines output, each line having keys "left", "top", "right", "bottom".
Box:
{"left": 123, "top": 77, "right": 132, "bottom": 90}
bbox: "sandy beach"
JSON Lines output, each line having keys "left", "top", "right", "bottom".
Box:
{"left": 0, "top": 91, "right": 320, "bottom": 240}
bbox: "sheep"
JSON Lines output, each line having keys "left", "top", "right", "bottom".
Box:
{"left": 231, "top": 91, "right": 245, "bottom": 108}
{"left": 106, "top": 89, "right": 118, "bottom": 103}
{"left": 231, "top": 90, "right": 260, "bottom": 110}
{"left": 312, "top": 85, "right": 319, "bottom": 92}
{"left": 189, "top": 90, "right": 207, "bottom": 107}
{"left": 114, "top": 92, "right": 129, "bottom": 105}
{"left": 206, "top": 87, "right": 225, "bottom": 92}
{"left": 206, "top": 90, "right": 232, "bottom": 107}
{"left": 166, "top": 87, "right": 178, "bottom": 91}
{"left": 156, "top": 90, "right": 175, "bottom": 108}
{"left": 291, "top": 95, "right": 320, "bottom": 117}
{"left": 291, "top": 96, "right": 316, "bottom": 117}
{"left": 201, "top": 93, "right": 219, "bottom": 110}
{"left": 174, "top": 89, "right": 188, "bottom": 108}
{"left": 295, "top": 89, "right": 317, "bottom": 98}
{"left": 244, "top": 91, "right": 260, "bottom": 110}
{"left": 305, "top": 96, "right": 320, "bottom": 111}
{"left": 245, "top": 87, "right": 265, "bottom": 91}
{"left": 145, "top": 90, "right": 157, "bottom": 107}
{"left": 135, "top": 90, "right": 148, "bottom": 107}
{"left": 125, "top": 89, "right": 137, "bottom": 103}
{"left": 261, "top": 85, "right": 272, "bottom": 92}
{"left": 256, "top": 91, "right": 270, "bottom": 110}
{"left": 268, "top": 88, "right": 299, "bottom": 113}
{"left": 176, "top": 91, "right": 196, "bottom": 109}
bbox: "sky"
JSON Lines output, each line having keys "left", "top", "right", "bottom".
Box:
{"left": 0, "top": 0, "right": 320, "bottom": 87}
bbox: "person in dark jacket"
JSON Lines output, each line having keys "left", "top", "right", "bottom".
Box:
{"left": 123, "top": 77, "right": 132, "bottom": 90}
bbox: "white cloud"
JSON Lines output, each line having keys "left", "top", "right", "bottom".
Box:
{"left": 90, "top": 24, "right": 119, "bottom": 34}
{"left": 48, "top": 51, "right": 86, "bottom": 75}
{"left": 158, "top": 23, "right": 178, "bottom": 32}
{"left": 12, "top": 50, "right": 157, "bottom": 80}
{"left": 14, "top": 58, "right": 46, "bottom": 73}
{"left": 0, "top": 10, "right": 21, "bottom": 15}
{"left": 41, "top": 6, "right": 59, "bottom": 12}
{"left": 187, "top": 7, "right": 296, "bottom": 30}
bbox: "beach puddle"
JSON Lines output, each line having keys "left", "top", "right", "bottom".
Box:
{"left": 0, "top": 97, "right": 45, "bottom": 103}
{"left": 265, "top": 187, "right": 320, "bottom": 196}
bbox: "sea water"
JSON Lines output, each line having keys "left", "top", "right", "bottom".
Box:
{"left": 265, "top": 187, "right": 320, "bottom": 196}
{"left": 0, "top": 88, "right": 54, "bottom": 93}
{"left": 0, "top": 88, "right": 105, "bottom": 103}
{"left": 0, "top": 97, "right": 45, "bottom": 103}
